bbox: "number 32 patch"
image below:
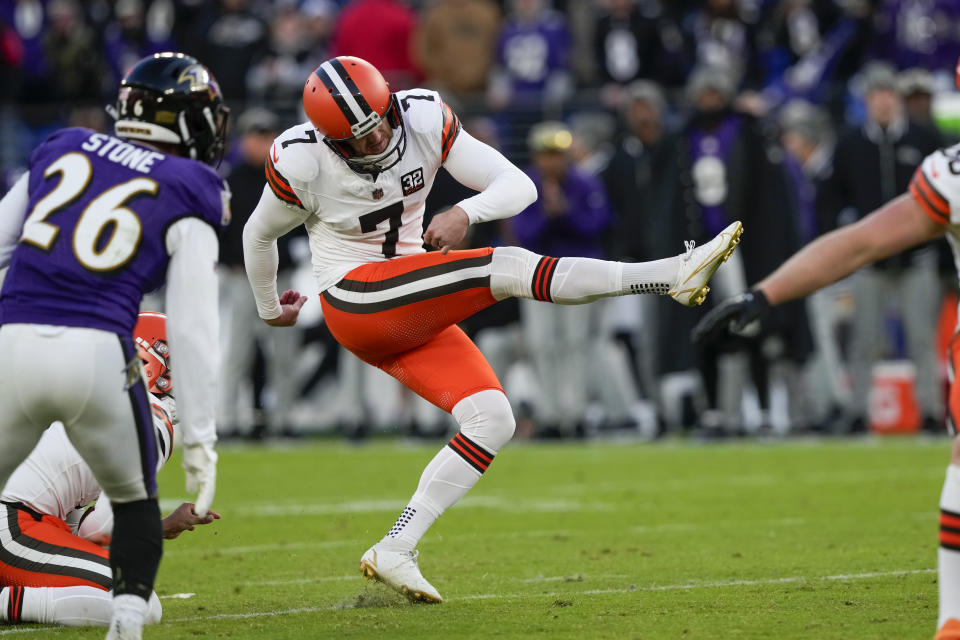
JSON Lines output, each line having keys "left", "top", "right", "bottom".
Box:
{"left": 401, "top": 167, "right": 424, "bottom": 196}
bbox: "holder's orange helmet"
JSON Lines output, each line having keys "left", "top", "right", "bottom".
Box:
{"left": 134, "top": 311, "right": 172, "bottom": 396}
{"left": 303, "top": 56, "right": 405, "bottom": 173}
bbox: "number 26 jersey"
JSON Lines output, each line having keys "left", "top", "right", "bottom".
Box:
{"left": 0, "top": 127, "right": 229, "bottom": 335}
{"left": 265, "top": 89, "right": 462, "bottom": 293}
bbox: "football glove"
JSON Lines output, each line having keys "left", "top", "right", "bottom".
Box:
{"left": 183, "top": 442, "right": 217, "bottom": 517}
{"left": 691, "top": 288, "right": 772, "bottom": 346}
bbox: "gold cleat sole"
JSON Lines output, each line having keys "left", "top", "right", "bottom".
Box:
{"left": 686, "top": 221, "right": 743, "bottom": 307}
{"left": 359, "top": 560, "right": 443, "bottom": 604}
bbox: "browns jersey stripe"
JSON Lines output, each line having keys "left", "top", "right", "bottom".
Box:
{"left": 265, "top": 158, "right": 304, "bottom": 208}
{"left": 910, "top": 169, "right": 950, "bottom": 224}
{"left": 440, "top": 103, "right": 462, "bottom": 162}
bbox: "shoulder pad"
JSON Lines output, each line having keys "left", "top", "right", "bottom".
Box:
{"left": 396, "top": 90, "right": 444, "bottom": 135}
{"left": 272, "top": 123, "right": 322, "bottom": 184}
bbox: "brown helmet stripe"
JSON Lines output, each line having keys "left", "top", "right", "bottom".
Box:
{"left": 315, "top": 65, "right": 360, "bottom": 127}
{"left": 330, "top": 58, "right": 373, "bottom": 115}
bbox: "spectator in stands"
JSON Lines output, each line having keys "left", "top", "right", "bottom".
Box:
{"left": 184, "top": 0, "right": 268, "bottom": 104}
{"left": 873, "top": 0, "right": 960, "bottom": 72}
{"left": 511, "top": 121, "right": 612, "bottom": 437}
{"left": 331, "top": 0, "right": 421, "bottom": 89}
{"left": 779, "top": 99, "right": 849, "bottom": 430}
{"left": 488, "top": 0, "right": 572, "bottom": 110}
{"left": 682, "top": 0, "right": 761, "bottom": 89}
{"left": 414, "top": 0, "right": 500, "bottom": 97}
{"left": 44, "top": 0, "right": 103, "bottom": 104}
{"left": 219, "top": 108, "right": 305, "bottom": 439}
{"left": 101, "top": 0, "right": 174, "bottom": 87}
{"left": 602, "top": 80, "right": 671, "bottom": 410}
{"left": 661, "top": 66, "right": 810, "bottom": 436}
{"left": 819, "top": 62, "right": 945, "bottom": 433}
{"left": 247, "top": 3, "right": 321, "bottom": 114}
{"left": 592, "top": 0, "right": 688, "bottom": 107}
{"left": 899, "top": 67, "right": 937, "bottom": 128}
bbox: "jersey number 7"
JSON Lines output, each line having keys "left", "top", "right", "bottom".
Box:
{"left": 359, "top": 201, "right": 404, "bottom": 258}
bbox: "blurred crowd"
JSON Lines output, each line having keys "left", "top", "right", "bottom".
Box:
{"left": 3, "top": 0, "right": 960, "bottom": 440}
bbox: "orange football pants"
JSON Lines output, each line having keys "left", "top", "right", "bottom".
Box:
{"left": 320, "top": 249, "right": 504, "bottom": 412}
{"left": 0, "top": 503, "right": 111, "bottom": 590}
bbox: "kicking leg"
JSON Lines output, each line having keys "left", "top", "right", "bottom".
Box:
{"left": 490, "top": 221, "right": 743, "bottom": 306}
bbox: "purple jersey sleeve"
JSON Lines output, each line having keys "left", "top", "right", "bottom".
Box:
{"left": 0, "top": 127, "right": 229, "bottom": 336}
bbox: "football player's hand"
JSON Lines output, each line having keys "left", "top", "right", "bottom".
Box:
{"left": 162, "top": 502, "right": 221, "bottom": 540}
{"left": 691, "top": 289, "right": 772, "bottom": 346}
{"left": 264, "top": 289, "right": 307, "bottom": 327}
{"left": 424, "top": 206, "right": 469, "bottom": 254}
{"left": 183, "top": 442, "right": 217, "bottom": 517}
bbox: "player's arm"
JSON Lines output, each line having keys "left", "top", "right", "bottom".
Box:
{"left": 759, "top": 193, "right": 945, "bottom": 304}
{"left": 165, "top": 217, "right": 220, "bottom": 515}
{"left": 0, "top": 172, "right": 29, "bottom": 269}
{"left": 693, "top": 193, "right": 947, "bottom": 343}
{"left": 424, "top": 124, "right": 537, "bottom": 253}
{"left": 242, "top": 186, "right": 309, "bottom": 326}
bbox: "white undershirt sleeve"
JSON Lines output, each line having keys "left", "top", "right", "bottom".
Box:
{"left": 164, "top": 217, "right": 219, "bottom": 447}
{"left": 442, "top": 130, "right": 537, "bottom": 224}
{"left": 0, "top": 172, "right": 29, "bottom": 269}
{"left": 242, "top": 186, "right": 308, "bottom": 320}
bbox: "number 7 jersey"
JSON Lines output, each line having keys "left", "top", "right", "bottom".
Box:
{"left": 265, "top": 89, "right": 462, "bottom": 292}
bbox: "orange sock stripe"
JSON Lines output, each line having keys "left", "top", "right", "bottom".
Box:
{"left": 454, "top": 433, "right": 493, "bottom": 464}
{"left": 448, "top": 438, "right": 489, "bottom": 472}
{"left": 941, "top": 530, "right": 960, "bottom": 548}
{"left": 8, "top": 585, "right": 22, "bottom": 622}
{"left": 942, "top": 512, "right": 960, "bottom": 530}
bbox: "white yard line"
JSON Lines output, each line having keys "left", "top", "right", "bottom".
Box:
{"left": 0, "top": 568, "right": 936, "bottom": 635}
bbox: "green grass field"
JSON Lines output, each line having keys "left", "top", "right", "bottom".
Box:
{"left": 2, "top": 436, "right": 951, "bottom": 639}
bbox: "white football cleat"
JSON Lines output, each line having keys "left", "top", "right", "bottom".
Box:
{"left": 360, "top": 544, "right": 443, "bottom": 604}
{"left": 669, "top": 220, "right": 743, "bottom": 307}
{"left": 104, "top": 616, "right": 142, "bottom": 640}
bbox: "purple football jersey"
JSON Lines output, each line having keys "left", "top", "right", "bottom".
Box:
{"left": 0, "top": 127, "right": 228, "bottom": 335}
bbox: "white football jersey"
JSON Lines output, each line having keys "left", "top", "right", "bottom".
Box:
{"left": 0, "top": 397, "right": 175, "bottom": 523}
{"left": 265, "top": 89, "right": 461, "bottom": 292}
{"left": 909, "top": 144, "right": 960, "bottom": 278}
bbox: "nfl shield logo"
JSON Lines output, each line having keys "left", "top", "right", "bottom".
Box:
{"left": 372, "top": 188, "right": 384, "bottom": 200}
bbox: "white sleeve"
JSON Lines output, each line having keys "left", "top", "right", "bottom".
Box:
{"left": 77, "top": 493, "right": 114, "bottom": 541}
{"left": 442, "top": 131, "right": 537, "bottom": 225}
{"left": 242, "top": 186, "right": 308, "bottom": 320}
{"left": 164, "top": 217, "right": 219, "bottom": 447}
{"left": 0, "top": 172, "right": 29, "bottom": 269}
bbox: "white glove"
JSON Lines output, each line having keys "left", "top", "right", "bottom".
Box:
{"left": 182, "top": 442, "right": 217, "bottom": 517}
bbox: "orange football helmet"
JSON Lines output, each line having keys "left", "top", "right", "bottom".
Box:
{"left": 303, "top": 56, "right": 406, "bottom": 173}
{"left": 134, "top": 311, "right": 172, "bottom": 396}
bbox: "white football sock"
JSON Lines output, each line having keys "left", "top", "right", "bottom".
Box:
{"left": 0, "top": 586, "right": 159, "bottom": 627}
{"left": 490, "top": 246, "right": 680, "bottom": 304}
{"left": 940, "top": 464, "right": 960, "bottom": 627}
{"left": 381, "top": 391, "right": 513, "bottom": 552}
